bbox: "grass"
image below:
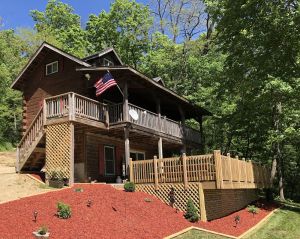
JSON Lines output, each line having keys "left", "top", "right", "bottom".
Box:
{"left": 175, "top": 229, "right": 227, "bottom": 239}
{"left": 175, "top": 202, "right": 300, "bottom": 239}
{"left": 244, "top": 204, "right": 300, "bottom": 239}
{"left": 38, "top": 184, "right": 55, "bottom": 190}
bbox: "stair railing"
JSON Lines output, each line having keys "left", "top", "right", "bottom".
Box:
{"left": 17, "top": 108, "right": 44, "bottom": 171}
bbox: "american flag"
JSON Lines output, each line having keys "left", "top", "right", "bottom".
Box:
{"left": 94, "top": 72, "right": 117, "bottom": 96}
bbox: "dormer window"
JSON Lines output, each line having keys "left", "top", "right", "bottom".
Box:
{"left": 103, "top": 58, "right": 113, "bottom": 66}
{"left": 46, "top": 61, "right": 58, "bottom": 75}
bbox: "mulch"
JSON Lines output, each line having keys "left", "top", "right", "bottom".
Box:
{"left": 0, "top": 184, "right": 279, "bottom": 239}
{"left": 195, "top": 200, "right": 279, "bottom": 237}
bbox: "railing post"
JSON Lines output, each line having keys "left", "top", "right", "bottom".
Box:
{"left": 227, "top": 153, "right": 233, "bottom": 188}
{"left": 154, "top": 156, "right": 159, "bottom": 190}
{"left": 129, "top": 158, "right": 134, "bottom": 182}
{"left": 236, "top": 156, "right": 240, "bottom": 188}
{"left": 214, "top": 150, "right": 222, "bottom": 189}
{"left": 182, "top": 153, "right": 188, "bottom": 190}
{"left": 242, "top": 158, "right": 247, "bottom": 188}
{"left": 43, "top": 99, "right": 47, "bottom": 125}
{"left": 68, "top": 93, "right": 73, "bottom": 121}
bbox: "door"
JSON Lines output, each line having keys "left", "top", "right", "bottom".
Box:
{"left": 104, "top": 146, "right": 115, "bottom": 176}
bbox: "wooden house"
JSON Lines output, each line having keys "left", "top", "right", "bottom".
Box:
{"left": 12, "top": 42, "right": 270, "bottom": 221}
{"left": 12, "top": 42, "right": 209, "bottom": 184}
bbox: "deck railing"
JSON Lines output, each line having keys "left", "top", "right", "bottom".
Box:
{"left": 43, "top": 92, "right": 201, "bottom": 143}
{"left": 17, "top": 108, "right": 44, "bottom": 170}
{"left": 130, "top": 150, "right": 270, "bottom": 190}
{"left": 45, "top": 92, "right": 108, "bottom": 123}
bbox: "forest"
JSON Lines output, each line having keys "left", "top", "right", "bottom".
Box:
{"left": 0, "top": 0, "right": 299, "bottom": 202}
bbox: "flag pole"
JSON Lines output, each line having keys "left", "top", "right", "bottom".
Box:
{"left": 107, "top": 69, "right": 124, "bottom": 96}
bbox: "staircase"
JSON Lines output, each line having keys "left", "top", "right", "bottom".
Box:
{"left": 16, "top": 108, "right": 45, "bottom": 172}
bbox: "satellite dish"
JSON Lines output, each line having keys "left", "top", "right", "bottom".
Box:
{"left": 129, "top": 109, "right": 139, "bottom": 121}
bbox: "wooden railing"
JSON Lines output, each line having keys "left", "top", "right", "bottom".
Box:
{"left": 43, "top": 92, "right": 201, "bottom": 143}
{"left": 130, "top": 150, "right": 270, "bottom": 190}
{"left": 45, "top": 92, "right": 107, "bottom": 123}
{"left": 74, "top": 94, "right": 107, "bottom": 122}
{"left": 128, "top": 104, "right": 160, "bottom": 129}
{"left": 109, "top": 103, "right": 123, "bottom": 123}
{"left": 17, "top": 108, "right": 44, "bottom": 170}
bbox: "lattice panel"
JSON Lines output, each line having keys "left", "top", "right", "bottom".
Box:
{"left": 136, "top": 183, "right": 200, "bottom": 215}
{"left": 45, "top": 122, "right": 72, "bottom": 179}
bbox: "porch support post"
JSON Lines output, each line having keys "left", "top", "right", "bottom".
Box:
{"left": 198, "top": 115, "right": 204, "bottom": 153}
{"left": 69, "top": 122, "right": 75, "bottom": 185}
{"left": 158, "top": 137, "right": 163, "bottom": 159}
{"left": 124, "top": 126, "right": 130, "bottom": 176}
{"left": 179, "top": 106, "right": 186, "bottom": 153}
{"left": 123, "top": 80, "right": 129, "bottom": 122}
{"left": 156, "top": 98, "right": 162, "bottom": 131}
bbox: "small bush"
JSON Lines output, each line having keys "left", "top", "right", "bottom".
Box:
{"left": 124, "top": 182, "right": 135, "bottom": 192}
{"left": 247, "top": 205, "right": 260, "bottom": 216}
{"left": 57, "top": 202, "right": 71, "bottom": 219}
{"left": 37, "top": 225, "right": 48, "bottom": 235}
{"left": 184, "top": 199, "right": 199, "bottom": 222}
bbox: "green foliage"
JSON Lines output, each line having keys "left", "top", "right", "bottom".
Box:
{"left": 30, "top": 0, "right": 87, "bottom": 57}
{"left": 184, "top": 199, "right": 199, "bottom": 222}
{"left": 57, "top": 202, "right": 71, "bottom": 219}
{"left": 247, "top": 205, "right": 260, "bottom": 216}
{"left": 86, "top": 0, "right": 153, "bottom": 67}
{"left": 49, "top": 171, "right": 63, "bottom": 181}
{"left": 124, "top": 181, "right": 135, "bottom": 192}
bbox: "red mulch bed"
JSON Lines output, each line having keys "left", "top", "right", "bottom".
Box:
{"left": 0, "top": 184, "right": 279, "bottom": 239}
{"left": 195, "top": 200, "right": 279, "bottom": 237}
{"left": 29, "top": 173, "right": 45, "bottom": 183}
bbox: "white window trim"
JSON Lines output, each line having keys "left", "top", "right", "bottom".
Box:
{"left": 103, "top": 58, "right": 113, "bottom": 66}
{"left": 130, "top": 150, "right": 146, "bottom": 160}
{"left": 104, "top": 145, "right": 115, "bottom": 176}
{"left": 45, "top": 61, "right": 58, "bottom": 75}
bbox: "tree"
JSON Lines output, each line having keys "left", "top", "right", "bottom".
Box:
{"left": 30, "top": 0, "right": 87, "bottom": 57}
{"left": 86, "top": 0, "right": 153, "bottom": 68}
{"left": 207, "top": 0, "right": 300, "bottom": 200}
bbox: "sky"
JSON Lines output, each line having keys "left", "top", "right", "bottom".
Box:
{"left": 0, "top": 0, "right": 148, "bottom": 30}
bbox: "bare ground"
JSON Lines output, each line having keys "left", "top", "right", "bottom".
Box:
{"left": 0, "top": 151, "right": 52, "bottom": 203}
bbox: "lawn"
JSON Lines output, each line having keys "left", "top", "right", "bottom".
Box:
{"left": 175, "top": 203, "right": 300, "bottom": 239}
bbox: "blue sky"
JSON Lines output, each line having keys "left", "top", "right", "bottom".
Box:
{"left": 0, "top": 0, "right": 149, "bottom": 30}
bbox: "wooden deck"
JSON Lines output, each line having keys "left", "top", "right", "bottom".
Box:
{"left": 44, "top": 92, "right": 201, "bottom": 144}
{"left": 129, "top": 150, "right": 271, "bottom": 190}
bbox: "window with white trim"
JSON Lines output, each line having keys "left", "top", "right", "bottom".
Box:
{"left": 103, "top": 58, "right": 114, "bottom": 66}
{"left": 46, "top": 61, "right": 58, "bottom": 75}
{"left": 130, "top": 150, "right": 145, "bottom": 161}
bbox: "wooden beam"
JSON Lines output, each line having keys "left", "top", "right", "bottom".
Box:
{"left": 69, "top": 122, "right": 75, "bottom": 185}
{"left": 182, "top": 153, "right": 188, "bottom": 189}
{"left": 123, "top": 80, "right": 129, "bottom": 122}
{"left": 153, "top": 156, "right": 158, "bottom": 190}
{"left": 214, "top": 150, "right": 222, "bottom": 189}
{"left": 124, "top": 126, "right": 130, "bottom": 175}
{"left": 198, "top": 183, "right": 207, "bottom": 222}
{"left": 158, "top": 137, "right": 163, "bottom": 159}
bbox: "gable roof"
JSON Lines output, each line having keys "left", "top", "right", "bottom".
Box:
{"left": 82, "top": 47, "right": 123, "bottom": 65}
{"left": 11, "top": 42, "right": 91, "bottom": 90}
{"left": 76, "top": 66, "right": 212, "bottom": 117}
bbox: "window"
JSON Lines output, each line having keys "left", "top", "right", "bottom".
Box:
{"left": 103, "top": 58, "right": 114, "bottom": 66}
{"left": 130, "top": 150, "right": 145, "bottom": 161}
{"left": 46, "top": 61, "right": 58, "bottom": 75}
{"left": 104, "top": 146, "right": 115, "bottom": 175}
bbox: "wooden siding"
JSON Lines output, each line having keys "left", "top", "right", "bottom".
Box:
{"left": 23, "top": 51, "right": 88, "bottom": 128}
{"left": 85, "top": 133, "right": 157, "bottom": 182}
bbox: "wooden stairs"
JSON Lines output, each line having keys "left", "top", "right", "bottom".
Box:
{"left": 16, "top": 108, "right": 46, "bottom": 172}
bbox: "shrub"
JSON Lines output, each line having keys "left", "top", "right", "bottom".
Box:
{"left": 49, "top": 171, "right": 63, "bottom": 181}
{"left": 247, "top": 205, "right": 260, "bottom": 216}
{"left": 37, "top": 225, "right": 48, "bottom": 235}
{"left": 184, "top": 199, "right": 199, "bottom": 222}
{"left": 57, "top": 202, "right": 71, "bottom": 219}
{"left": 124, "top": 182, "right": 135, "bottom": 192}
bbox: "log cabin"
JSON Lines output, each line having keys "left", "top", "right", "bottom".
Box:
{"left": 12, "top": 42, "right": 270, "bottom": 221}
{"left": 12, "top": 42, "right": 210, "bottom": 184}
